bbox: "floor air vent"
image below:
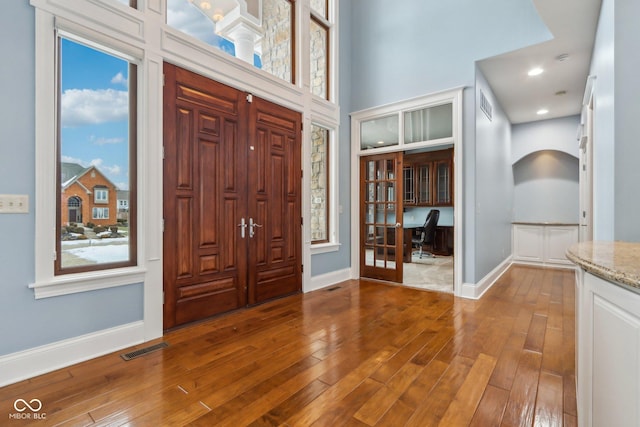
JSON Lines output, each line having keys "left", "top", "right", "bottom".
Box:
{"left": 120, "top": 342, "right": 168, "bottom": 361}
{"left": 326, "top": 286, "right": 341, "bottom": 292}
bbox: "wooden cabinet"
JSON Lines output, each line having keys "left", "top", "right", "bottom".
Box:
{"left": 403, "top": 148, "right": 453, "bottom": 206}
{"left": 433, "top": 226, "right": 453, "bottom": 255}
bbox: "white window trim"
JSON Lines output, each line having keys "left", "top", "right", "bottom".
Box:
{"left": 30, "top": 8, "right": 146, "bottom": 299}
{"left": 94, "top": 188, "right": 109, "bottom": 203}
{"left": 353, "top": 89, "right": 459, "bottom": 156}
{"left": 349, "top": 88, "right": 464, "bottom": 296}
{"left": 309, "top": 121, "right": 340, "bottom": 254}
{"left": 92, "top": 207, "right": 110, "bottom": 219}
{"left": 31, "top": 0, "right": 341, "bottom": 305}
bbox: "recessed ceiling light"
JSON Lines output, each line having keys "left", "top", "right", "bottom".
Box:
{"left": 555, "top": 90, "right": 567, "bottom": 96}
{"left": 528, "top": 67, "right": 544, "bottom": 76}
{"left": 537, "top": 109, "right": 549, "bottom": 115}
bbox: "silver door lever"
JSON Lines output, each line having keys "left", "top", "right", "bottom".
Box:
{"left": 249, "top": 217, "right": 263, "bottom": 238}
{"left": 237, "top": 218, "right": 247, "bottom": 239}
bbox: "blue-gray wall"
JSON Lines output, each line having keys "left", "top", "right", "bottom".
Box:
{"left": 513, "top": 151, "right": 579, "bottom": 223}
{"left": 590, "top": 0, "right": 640, "bottom": 242}
{"left": 0, "top": 2, "right": 143, "bottom": 356}
{"left": 348, "top": 0, "right": 551, "bottom": 283}
{"left": 512, "top": 116, "right": 580, "bottom": 224}
{"left": 474, "top": 67, "right": 513, "bottom": 280}
{"left": 612, "top": 0, "right": 640, "bottom": 241}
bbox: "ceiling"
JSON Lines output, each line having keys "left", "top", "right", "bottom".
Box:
{"left": 477, "top": 0, "right": 602, "bottom": 124}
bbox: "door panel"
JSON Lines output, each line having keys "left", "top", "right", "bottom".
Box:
{"left": 164, "top": 63, "right": 248, "bottom": 329}
{"left": 360, "top": 153, "right": 403, "bottom": 283}
{"left": 248, "top": 97, "right": 302, "bottom": 304}
{"left": 164, "top": 64, "right": 301, "bottom": 329}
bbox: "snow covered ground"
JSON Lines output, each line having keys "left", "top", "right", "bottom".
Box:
{"left": 62, "top": 237, "right": 129, "bottom": 264}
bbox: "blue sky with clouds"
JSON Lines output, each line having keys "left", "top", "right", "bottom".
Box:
{"left": 59, "top": 1, "right": 264, "bottom": 192}
{"left": 60, "top": 38, "right": 130, "bottom": 190}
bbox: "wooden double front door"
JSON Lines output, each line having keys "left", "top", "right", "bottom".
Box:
{"left": 163, "top": 63, "right": 302, "bottom": 329}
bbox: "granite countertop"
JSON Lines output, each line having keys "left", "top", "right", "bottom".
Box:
{"left": 566, "top": 241, "right": 640, "bottom": 289}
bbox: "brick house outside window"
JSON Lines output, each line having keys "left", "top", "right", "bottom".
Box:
{"left": 60, "top": 162, "right": 118, "bottom": 227}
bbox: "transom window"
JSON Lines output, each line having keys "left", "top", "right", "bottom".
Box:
{"left": 167, "top": 0, "right": 295, "bottom": 84}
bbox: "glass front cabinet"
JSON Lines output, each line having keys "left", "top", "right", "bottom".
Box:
{"left": 403, "top": 148, "right": 453, "bottom": 207}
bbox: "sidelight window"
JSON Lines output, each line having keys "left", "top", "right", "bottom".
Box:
{"left": 310, "top": 124, "right": 330, "bottom": 243}
{"left": 56, "top": 36, "right": 137, "bottom": 274}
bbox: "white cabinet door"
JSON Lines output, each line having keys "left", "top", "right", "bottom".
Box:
{"left": 512, "top": 224, "right": 578, "bottom": 266}
{"left": 513, "top": 224, "right": 544, "bottom": 263}
{"left": 580, "top": 272, "right": 640, "bottom": 427}
{"left": 545, "top": 226, "right": 579, "bottom": 265}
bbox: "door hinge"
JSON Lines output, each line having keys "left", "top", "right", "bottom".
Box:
{"left": 301, "top": 122, "right": 303, "bottom": 132}
{"left": 301, "top": 216, "right": 303, "bottom": 226}
{"left": 162, "top": 146, "right": 165, "bottom": 160}
{"left": 246, "top": 93, "right": 253, "bottom": 103}
{"left": 162, "top": 218, "right": 165, "bottom": 232}
{"left": 301, "top": 264, "right": 304, "bottom": 273}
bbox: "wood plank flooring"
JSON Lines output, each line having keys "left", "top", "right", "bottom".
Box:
{"left": 0, "top": 265, "right": 576, "bottom": 426}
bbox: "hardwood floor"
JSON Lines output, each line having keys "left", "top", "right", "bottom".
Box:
{"left": 0, "top": 265, "right": 576, "bottom": 426}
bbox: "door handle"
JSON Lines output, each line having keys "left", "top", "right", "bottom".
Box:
{"left": 249, "top": 217, "right": 263, "bottom": 238}
{"left": 237, "top": 217, "right": 247, "bottom": 239}
{"left": 395, "top": 222, "right": 402, "bottom": 228}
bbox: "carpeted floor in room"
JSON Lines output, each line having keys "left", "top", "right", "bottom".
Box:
{"left": 402, "top": 254, "right": 454, "bottom": 293}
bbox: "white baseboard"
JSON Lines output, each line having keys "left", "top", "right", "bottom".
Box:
{"left": 512, "top": 259, "right": 576, "bottom": 270}
{"left": 307, "top": 268, "right": 352, "bottom": 292}
{"left": 0, "top": 321, "right": 145, "bottom": 387}
{"left": 460, "top": 256, "right": 512, "bottom": 299}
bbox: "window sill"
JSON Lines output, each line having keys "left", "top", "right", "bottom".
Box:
{"left": 311, "top": 242, "right": 341, "bottom": 255}
{"left": 29, "top": 266, "right": 146, "bottom": 299}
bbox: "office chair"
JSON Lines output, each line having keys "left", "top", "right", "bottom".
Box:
{"left": 411, "top": 209, "right": 440, "bottom": 259}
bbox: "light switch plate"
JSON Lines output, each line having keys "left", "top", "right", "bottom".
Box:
{"left": 0, "top": 194, "right": 29, "bottom": 213}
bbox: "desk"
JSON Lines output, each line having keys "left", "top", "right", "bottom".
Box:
{"left": 403, "top": 224, "right": 454, "bottom": 261}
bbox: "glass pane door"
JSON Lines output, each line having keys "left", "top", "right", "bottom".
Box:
{"left": 360, "top": 152, "right": 403, "bottom": 282}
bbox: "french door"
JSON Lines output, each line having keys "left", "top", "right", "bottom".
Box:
{"left": 163, "top": 63, "right": 301, "bottom": 329}
{"left": 360, "top": 152, "right": 404, "bottom": 282}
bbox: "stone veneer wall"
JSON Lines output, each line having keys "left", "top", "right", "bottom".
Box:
{"left": 310, "top": 19, "right": 327, "bottom": 98}
{"left": 310, "top": 125, "right": 328, "bottom": 241}
{"left": 260, "top": 0, "right": 292, "bottom": 82}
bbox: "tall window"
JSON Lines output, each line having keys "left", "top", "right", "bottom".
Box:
{"left": 166, "top": 0, "right": 294, "bottom": 84}
{"left": 310, "top": 124, "right": 329, "bottom": 243}
{"left": 310, "top": 0, "right": 329, "bottom": 99}
{"left": 56, "top": 36, "right": 137, "bottom": 274}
